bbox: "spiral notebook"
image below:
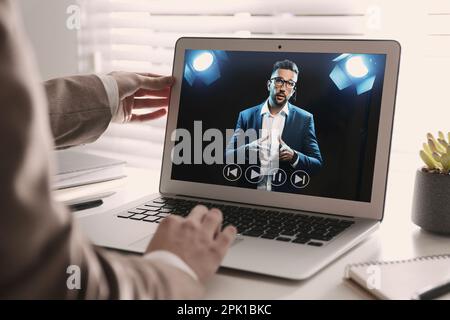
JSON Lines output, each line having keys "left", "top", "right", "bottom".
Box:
{"left": 344, "top": 254, "right": 450, "bottom": 300}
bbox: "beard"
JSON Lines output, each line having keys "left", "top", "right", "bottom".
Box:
{"left": 273, "top": 93, "right": 287, "bottom": 107}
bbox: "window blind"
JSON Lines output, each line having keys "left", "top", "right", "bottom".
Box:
{"left": 76, "top": 0, "right": 447, "bottom": 169}
{"left": 425, "top": 0, "right": 450, "bottom": 120}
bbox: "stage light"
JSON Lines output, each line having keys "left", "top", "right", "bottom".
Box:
{"left": 329, "top": 53, "right": 376, "bottom": 95}
{"left": 184, "top": 50, "right": 228, "bottom": 86}
{"left": 193, "top": 52, "right": 214, "bottom": 72}
{"left": 345, "top": 56, "right": 368, "bottom": 78}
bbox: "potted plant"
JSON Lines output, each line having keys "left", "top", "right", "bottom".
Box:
{"left": 412, "top": 132, "right": 450, "bottom": 235}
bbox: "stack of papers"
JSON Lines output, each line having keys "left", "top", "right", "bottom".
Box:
{"left": 52, "top": 150, "right": 127, "bottom": 189}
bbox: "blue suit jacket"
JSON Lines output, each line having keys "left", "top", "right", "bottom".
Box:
{"left": 226, "top": 102, "right": 323, "bottom": 192}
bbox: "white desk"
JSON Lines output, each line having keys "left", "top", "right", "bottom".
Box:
{"left": 56, "top": 152, "right": 450, "bottom": 299}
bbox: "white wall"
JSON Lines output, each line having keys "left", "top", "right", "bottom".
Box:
{"left": 17, "top": 0, "right": 79, "bottom": 80}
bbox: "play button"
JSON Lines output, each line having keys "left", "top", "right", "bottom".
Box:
{"left": 290, "top": 170, "right": 310, "bottom": 188}
{"left": 244, "top": 165, "right": 264, "bottom": 184}
{"left": 223, "top": 164, "right": 242, "bottom": 182}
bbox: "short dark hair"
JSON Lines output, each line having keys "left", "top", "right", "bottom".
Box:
{"left": 271, "top": 59, "right": 299, "bottom": 75}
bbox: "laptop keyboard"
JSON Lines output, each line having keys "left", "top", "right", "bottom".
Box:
{"left": 117, "top": 197, "right": 355, "bottom": 247}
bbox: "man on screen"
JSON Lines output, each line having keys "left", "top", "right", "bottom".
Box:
{"left": 226, "top": 60, "right": 322, "bottom": 193}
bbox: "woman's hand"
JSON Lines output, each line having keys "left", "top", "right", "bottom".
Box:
{"left": 109, "top": 71, "right": 175, "bottom": 123}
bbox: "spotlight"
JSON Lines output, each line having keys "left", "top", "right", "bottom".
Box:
{"left": 193, "top": 52, "right": 214, "bottom": 72}
{"left": 184, "top": 50, "right": 228, "bottom": 86}
{"left": 345, "top": 56, "right": 368, "bottom": 78}
{"left": 329, "top": 53, "right": 376, "bottom": 95}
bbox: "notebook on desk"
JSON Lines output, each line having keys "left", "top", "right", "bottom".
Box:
{"left": 344, "top": 254, "right": 450, "bottom": 300}
{"left": 53, "top": 150, "right": 126, "bottom": 189}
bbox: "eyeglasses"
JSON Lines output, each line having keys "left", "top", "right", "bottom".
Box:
{"left": 270, "top": 77, "right": 296, "bottom": 89}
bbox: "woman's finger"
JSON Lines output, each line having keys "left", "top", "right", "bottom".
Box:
{"left": 129, "top": 108, "right": 167, "bottom": 122}
{"left": 138, "top": 75, "right": 175, "bottom": 90}
{"left": 136, "top": 72, "right": 163, "bottom": 78}
{"left": 133, "top": 98, "right": 169, "bottom": 109}
{"left": 134, "top": 87, "right": 171, "bottom": 98}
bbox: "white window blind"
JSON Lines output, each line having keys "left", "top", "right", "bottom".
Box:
{"left": 424, "top": 0, "right": 450, "bottom": 134}
{"left": 76, "top": 0, "right": 448, "bottom": 169}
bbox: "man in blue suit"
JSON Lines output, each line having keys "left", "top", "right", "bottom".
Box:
{"left": 226, "top": 60, "right": 322, "bottom": 193}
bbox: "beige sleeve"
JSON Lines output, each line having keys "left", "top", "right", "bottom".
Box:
{"left": 44, "top": 74, "right": 112, "bottom": 149}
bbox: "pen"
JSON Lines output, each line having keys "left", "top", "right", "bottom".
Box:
{"left": 64, "top": 191, "right": 116, "bottom": 212}
{"left": 411, "top": 279, "right": 450, "bottom": 300}
{"left": 69, "top": 199, "right": 103, "bottom": 212}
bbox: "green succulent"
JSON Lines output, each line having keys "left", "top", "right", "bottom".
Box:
{"left": 420, "top": 131, "right": 450, "bottom": 174}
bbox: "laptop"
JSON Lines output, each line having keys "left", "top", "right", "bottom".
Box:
{"left": 77, "top": 38, "right": 400, "bottom": 280}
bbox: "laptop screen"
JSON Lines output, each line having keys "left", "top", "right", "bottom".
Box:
{"left": 170, "top": 49, "right": 387, "bottom": 203}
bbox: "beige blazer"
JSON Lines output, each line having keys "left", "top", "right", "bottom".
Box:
{"left": 0, "top": 0, "right": 203, "bottom": 299}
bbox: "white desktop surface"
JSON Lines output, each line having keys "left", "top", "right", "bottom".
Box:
{"left": 56, "top": 152, "right": 450, "bottom": 299}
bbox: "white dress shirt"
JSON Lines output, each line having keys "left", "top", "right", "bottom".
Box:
{"left": 96, "top": 74, "right": 198, "bottom": 281}
{"left": 258, "top": 99, "right": 299, "bottom": 191}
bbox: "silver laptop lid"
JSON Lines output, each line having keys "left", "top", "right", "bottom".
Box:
{"left": 160, "top": 38, "right": 400, "bottom": 220}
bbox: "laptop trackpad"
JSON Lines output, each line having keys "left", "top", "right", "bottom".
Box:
{"left": 128, "top": 235, "right": 153, "bottom": 252}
